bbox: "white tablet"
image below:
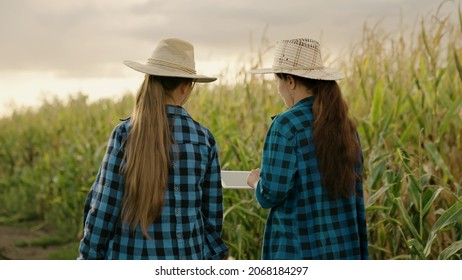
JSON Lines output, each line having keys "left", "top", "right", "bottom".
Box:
{"left": 221, "top": 170, "right": 252, "bottom": 189}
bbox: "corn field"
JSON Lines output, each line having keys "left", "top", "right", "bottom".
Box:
{"left": 0, "top": 5, "right": 461, "bottom": 259}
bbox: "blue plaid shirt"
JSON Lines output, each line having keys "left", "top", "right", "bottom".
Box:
{"left": 255, "top": 96, "right": 368, "bottom": 260}
{"left": 79, "top": 105, "right": 228, "bottom": 260}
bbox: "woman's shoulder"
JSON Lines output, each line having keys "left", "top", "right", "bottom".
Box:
{"left": 110, "top": 117, "right": 131, "bottom": 141}
{"left": 269, "top": 112, "right": 296, "bottom": 138}
{"left": 271, "top": 107, "right": 313, "bottom": 136}
{"left": 191, "top": 119, "right": 217, "bottom": 146}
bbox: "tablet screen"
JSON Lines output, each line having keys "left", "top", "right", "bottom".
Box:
{"left": 221, "top": 170, "right": 252, "bottom": 189}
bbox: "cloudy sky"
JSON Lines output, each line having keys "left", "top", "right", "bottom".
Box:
{"left": 0, "top": 0, "right": 457, "bottom": 116}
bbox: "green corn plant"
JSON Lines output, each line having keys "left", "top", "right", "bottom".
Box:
{"left": 0, "top": 2, "right": 461, "bottom": 260}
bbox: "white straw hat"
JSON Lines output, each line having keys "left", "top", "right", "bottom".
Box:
{"left": 251, "top": 38, "right": 344, "bottom": 81}
{"left": 124, "top": 38, "right": 216, "bottom": 83}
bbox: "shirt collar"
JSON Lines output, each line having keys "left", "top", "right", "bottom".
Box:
{"left": 271, "top": 96, "right": 314, "bottom": 120}
{"left": 166, "top": 104, "right": 190, "bottom": 118}
{"left": 119, "top": 105, "right": 191, "bottom": 126}
{"left": 293, "top": 95, "right": 314, "bottom": 109}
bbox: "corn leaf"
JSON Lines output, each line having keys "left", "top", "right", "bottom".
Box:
{"left": 422, "top": 187, "right": 444, "bottom": 217}
{"left": 438, "top": 240, "right": 462, "bottom": 260}
{"left": 424, "top": 201, "right": 462, "bottom": 256}
{"left": 395, "top": 197, "right": 421, "bottom": 241}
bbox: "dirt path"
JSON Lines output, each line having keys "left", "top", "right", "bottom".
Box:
{"left": 0, "top": 225, "right": 59, "bottom": 260}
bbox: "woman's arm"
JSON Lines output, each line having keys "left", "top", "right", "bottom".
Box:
{"left": 201, "top": 143, "right": 228, "bottom": 260}
{"left": 78, "top": 125, "right": 125, "bottom": 259}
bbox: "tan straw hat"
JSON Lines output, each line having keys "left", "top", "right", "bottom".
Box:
{"left": 124, "top": 38, "right": 216, "bottom": 83}
{"left": 251, "top": 38, "right": 344, "bottom": 81}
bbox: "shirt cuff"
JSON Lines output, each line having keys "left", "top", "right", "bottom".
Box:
{"left": 255, "top": 182, "right": 275, "bottom": 209}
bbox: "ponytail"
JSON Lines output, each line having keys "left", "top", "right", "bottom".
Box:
{"left": 311, "top": 80, "right": 359, "bottom": 199}
{"left": 121, "top": 75, "right": 191, "bottom": 239}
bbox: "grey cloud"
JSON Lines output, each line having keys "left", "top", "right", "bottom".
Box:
{"left": 0, "top": 0, "right": 452, "bottom": 78}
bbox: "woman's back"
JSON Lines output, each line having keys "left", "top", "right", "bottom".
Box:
{"left": 256, "top": 96, "right": 367, "bottom": 259}
{"left": 79, "top": 38, "right": 227, "bottom": 260}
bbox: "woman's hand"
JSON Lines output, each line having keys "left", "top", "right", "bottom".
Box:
{"left": 247, "top": 168, "right": 261, "bottom": 189}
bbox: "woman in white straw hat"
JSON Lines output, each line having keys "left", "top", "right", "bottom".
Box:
{"left": 247, "top": 38, "right": 368, "bottom": 259}
{"left": 79, "top": 38, "right": 228, "bottom": 260}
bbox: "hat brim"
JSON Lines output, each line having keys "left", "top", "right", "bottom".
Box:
{"left": 250, "top": 67, "right": 344, "bottom": 81}
{"left": 124, "top": 60, "right": 217, "bottom": 83}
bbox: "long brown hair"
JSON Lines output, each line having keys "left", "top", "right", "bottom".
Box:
{"left": 121, "top": 75, "right": 192, "bottom": 239}
{"left": 278, "top": 73, "right": 360, "bottom": 199}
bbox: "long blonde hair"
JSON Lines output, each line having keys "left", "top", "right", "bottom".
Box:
{"left": 121, "top": 75, "right": 191, "bottom": 239}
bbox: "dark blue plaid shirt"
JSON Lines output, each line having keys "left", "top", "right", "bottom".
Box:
{"left": 255, "top": 96, "right": 368, "bottom": 260}
{"left": 79, "top": 105, "right": 228, "bottom": 260}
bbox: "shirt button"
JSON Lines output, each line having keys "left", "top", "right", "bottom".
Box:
{"left": 174, "top": 186, "right": 179, "bottom": 191}
{"left": 176, "top": 233, "right": 182, "bottom": 239}
{"left": 175, "top": 209, "right": 180, "bottom": 216}
{"left": 173, "top": 161, "right": 177, "bottom": 167}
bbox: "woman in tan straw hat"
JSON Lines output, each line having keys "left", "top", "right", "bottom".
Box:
{"left": 79, "top": 38, "right": 228, "bottom": 260}
{"left": 247, "top": 38, "right": 368, "bottom": 260}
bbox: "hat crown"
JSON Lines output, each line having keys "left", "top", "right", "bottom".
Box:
{"left": 124, "top": 38, "right": 216, "bottom": 82}
{"left": 147, "top": 38, "right": 196, "bottom": 74}
{"left": 273, "top": 38, "right": 323, "bottom": 70}
{"left": 250, "top": 37, "right": 344, "bottom": 80}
